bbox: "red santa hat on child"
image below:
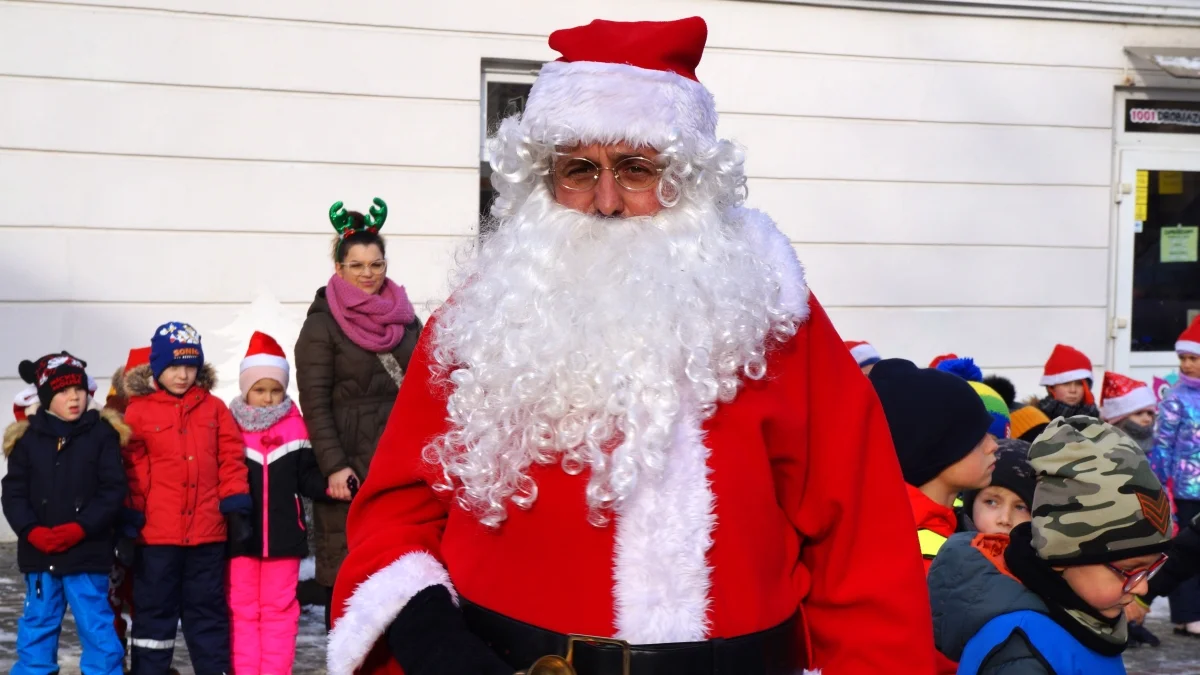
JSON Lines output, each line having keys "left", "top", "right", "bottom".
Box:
{"left": 520, "top": 17, "right": 716, "bottom": 151}
{"left": 239, "top": 331, "right": 289, "bottom": 397}
{"left": 1178, "top": 316, "right": 1200, "bottom": 356}
{"left": 1099, "top": 372, "right": 1157, "bottom": 422}
{"left": 844, "top": 341, "right": 881, "bottom": 368}
{"left": 1039, "top": 344, "right": 1094, "bottom": 387}
{"left": 12, "top": 385, "right": 38, "bottom": 422}
{"left": 929, "top": 353, "right": 959, "bottom": 369}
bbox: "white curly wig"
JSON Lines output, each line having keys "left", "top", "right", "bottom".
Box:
{"left": 424, "top": 64, "right": 803, "bottom": 529}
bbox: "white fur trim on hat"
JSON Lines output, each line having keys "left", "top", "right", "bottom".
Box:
{"left": 326, "top": 551, "right": 455, "bottom": 675}
{"left": 1039, "top": 369, "right": 1093, "bottom": 387}
{"left": 240, "top": 353, "right": 289, "bottom": 373}
{"left": 239, "top": 365, "right": 289, "bottom": 397}
{"left": 1178, "top": 340, "right": 1200, "bottom": 356}
{"left": 849, "top": 343, "right": 881, "bottom": 367}
{"left": 1101, "top": 387, "right": 1158, "bottom": 422}
{"left": 521, "top": 60, "right": 717, "bottom": 151}
{"left": 13, "top": 384, "right": 37, "bottom": 408}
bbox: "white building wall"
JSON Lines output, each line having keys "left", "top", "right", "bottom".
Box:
{"left": 2, "top": 0, "right": 1200, "bottom": 537}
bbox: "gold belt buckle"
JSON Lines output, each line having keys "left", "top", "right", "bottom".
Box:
{"left": 520, "top": 634, "right": 632, "bottom": 675}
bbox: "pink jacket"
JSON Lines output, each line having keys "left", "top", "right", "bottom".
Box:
{"left": 232, "top": 406, "right": 328, "bottom": 559}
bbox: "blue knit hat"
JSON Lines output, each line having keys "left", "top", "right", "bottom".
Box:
{"left": 149, "top": 321, "right": 204, "bottom": 379}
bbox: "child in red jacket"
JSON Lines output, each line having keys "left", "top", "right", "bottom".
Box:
{"left": 124, "top": 322, "right": 251, "bottom": 675}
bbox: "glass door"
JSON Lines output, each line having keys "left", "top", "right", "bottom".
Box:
{"left": 1113, "top": 150, "right": 1200, "bottom": 380}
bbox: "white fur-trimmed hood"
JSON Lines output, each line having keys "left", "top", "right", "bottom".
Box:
{"left": 736, "top": 207, "right": 810, "bottom": 323}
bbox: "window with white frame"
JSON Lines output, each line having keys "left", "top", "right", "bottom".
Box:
{"left": 480, "top": 61, "right": 541, "bottom": 232}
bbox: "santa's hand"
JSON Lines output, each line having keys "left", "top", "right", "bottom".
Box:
{"left": 387, "top": 585, "right": 512, "bottom": 675}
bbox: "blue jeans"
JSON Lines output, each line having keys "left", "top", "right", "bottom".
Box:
{"left": 14, "top": 571, "right": 124, "bottom": 675}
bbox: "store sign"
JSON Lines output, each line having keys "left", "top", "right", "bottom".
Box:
{"left": 1126, "top": 100, "right": 1200, "bottom": 134}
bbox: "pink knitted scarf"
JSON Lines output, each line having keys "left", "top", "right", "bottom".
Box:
{"left": 325, "top": 273, "right": 416, "bottom": 353}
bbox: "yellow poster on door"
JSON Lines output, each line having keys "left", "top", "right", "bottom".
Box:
{"left": 1135, "top": 170, "right": 1149, "bottom": 222}
{"left": 1160, "top": 171, "right": 1184, "bottom": 195}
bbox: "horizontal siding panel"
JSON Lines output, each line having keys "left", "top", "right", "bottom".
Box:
{"left": 965, "top": 367, "right": 1062, "bottom": 405}
{"left": 799, "top": 243, "right": 1109, "bottom": 307}
{"left": 0, "top": 301, "right": 436, "bottom": 382}
{"left": 0, "top": 228, "right": 463, "bottom": 305}
{"left": 0, "top": 5, "right": 1129, "bottom": 129}
{"left": 39, "top": 0, "right": 1200, "bottom": 68}
{"left": 749, "top": 181, "right": 1110, "bottom": 247}
{"left": 0, "top": 3, "right": 549, "bottom": 102}
{"left": 726, "top": 115, "right": 1112, "bottom": 185}
{"left": 0, "top": 150, "right": 478, "bottom": 236}
{"left": 0, "top": 78, "right": 479, "bottom": 167}
{"left": 824, "top": 306, "right": 1107, "bottom": 371}
{"left": 705, "top": 51, "right": 1118, "bottom": 128}
{"left": 0, "top": 304, "right": 301, "bottom": 380}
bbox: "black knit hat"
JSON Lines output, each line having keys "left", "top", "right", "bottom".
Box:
{"left": 18, "top": 351, "right": 90, "bottom": 410}
{"left": 869, "top": 358, "right": 994, "bottom": 487}
{"left": 963, "top": 439, "right": 1037, "bottom": 512}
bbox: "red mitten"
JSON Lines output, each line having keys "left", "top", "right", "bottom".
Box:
{"left": 49, "top": 523, "right": 86, "bottom": 553}
{"left": 27, "top": 527, "right": 60, "bottom": 554}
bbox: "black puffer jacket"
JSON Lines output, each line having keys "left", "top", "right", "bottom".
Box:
{"left": 294, "top": 286, "right": 422, "bottom": 586}
{"left": 1, "top": 409, "right": 129, "bottom": 575}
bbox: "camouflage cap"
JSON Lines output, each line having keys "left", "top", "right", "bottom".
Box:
{"left": 1028, "top": 416, "right": 1171, "bottom": 565}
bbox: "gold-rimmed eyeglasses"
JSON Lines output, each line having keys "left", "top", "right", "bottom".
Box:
{"left": 552, "top": 156, "right": 663, "bottom": 193}
{"left": 339, "top": 260, "right": 387, "bottom": 277}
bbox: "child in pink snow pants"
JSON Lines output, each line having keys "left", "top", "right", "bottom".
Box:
{"left": 226, "top": 332, "right": 340, "bottom": 674}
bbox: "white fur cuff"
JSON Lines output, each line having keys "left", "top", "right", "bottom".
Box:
{"left": 325, "top": 551, "right": 456, "bottom": 675}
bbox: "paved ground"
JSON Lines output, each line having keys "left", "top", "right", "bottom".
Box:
{"left": 0, "top": 539, "right": 1195, "bottom": 674}
{"left": 0, "top": 543, "right": 327, "bottom": 674}
{"left": 1124, "top": 597, "right": 1200, "bottom": 675}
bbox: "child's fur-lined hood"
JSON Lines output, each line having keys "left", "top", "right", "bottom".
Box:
{"left": 122, "top": 362, "right": 218, "bottom": 398}
{"left": 3, "top": 407, "right": 133, "bottom": 456}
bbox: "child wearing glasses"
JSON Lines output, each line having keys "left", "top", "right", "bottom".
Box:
{"left": 929, "top": 416, "right": 1171, "bottom": 675}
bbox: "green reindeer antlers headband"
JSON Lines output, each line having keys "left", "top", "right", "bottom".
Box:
{"left": 329, "top": 197, "right": 387, "bottom": 240}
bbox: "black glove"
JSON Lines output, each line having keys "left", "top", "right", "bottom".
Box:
{"left": 225, "top": 512, "right": 253, "bottom": 546}
{"left": 115, "top": 537, "right": 137, "bottom": 567}
{"left": 387, "top": 585, "right": 512, "bottom": 675}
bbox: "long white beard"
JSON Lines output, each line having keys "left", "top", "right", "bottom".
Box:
{"left": 427, "top": 186, "right": 797, "bottom": 528}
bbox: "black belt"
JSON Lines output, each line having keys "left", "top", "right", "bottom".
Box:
{"left": 461, "top": 597, "right": 800, "bottom": 675}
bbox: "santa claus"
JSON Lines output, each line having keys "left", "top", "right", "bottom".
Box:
{"left": 329, "top": 16, "right": 933, "bottom": 675}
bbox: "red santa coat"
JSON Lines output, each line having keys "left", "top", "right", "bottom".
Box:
{"left": 329, "top": 214, "right": 935, "bottom": 675}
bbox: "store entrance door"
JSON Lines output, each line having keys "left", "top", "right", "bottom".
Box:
{"left": 1113, "top": 150, "right": 1200, "bottom": 384}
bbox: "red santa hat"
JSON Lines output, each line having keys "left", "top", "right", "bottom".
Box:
{"left": 239, "top": 331, "right": 289, "bottom": 397}
{"left": 1099, "top": 371, "right": 1157, "bottom": 422}
{"left": 521, "top": 17, "right": 716, "bottom": 152}
{"left": 1039, "top": 344, "right": 1093, "bottom": 387}
{"left": 1178, "top": 315, "right": 1200, "bottom": 356}
{"left": 12, "top": 384, "right": 38, "bottom": 422}
{"left": 844, "top": 341, "right": 881, "bottom": 368}
{"left": 928, "top": 353, "right": 959, "bottom": 369}
{"left": 125, "top": 346, "right": 152, "bottom": 373}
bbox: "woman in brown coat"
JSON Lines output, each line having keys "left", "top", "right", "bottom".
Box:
{"left": 294, "top": 199, "right": 422, "bottom": 628}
